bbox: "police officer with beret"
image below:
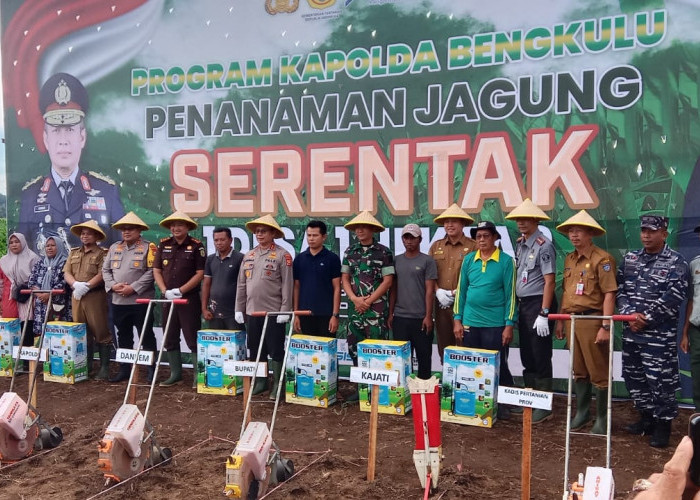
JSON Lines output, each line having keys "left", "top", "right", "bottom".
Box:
{"left": 18, "top": 72, "right": 124, "bottom": 252}
{"left": 618, "top": 215, "right": 689, "bottom": 448}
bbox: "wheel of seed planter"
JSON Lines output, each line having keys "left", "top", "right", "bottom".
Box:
{"left": 48, "top": 427, "right": 63, "bottom": 448}
{"left": 272, "top": 457, "right": 294, "bottom": 483}
{"left": 160, "top": 447, "right": 173, "bottom": 464}
{"left": 247, "top": 477, "right": 259, "bottom": 500}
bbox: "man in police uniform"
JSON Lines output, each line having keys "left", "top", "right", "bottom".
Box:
{"left": 102, "top": 212, "right": 158, "bottom": 383}
{"left": 235, "top": 214, "right": 293, "bottom": 399}
{"left": 505, "top": 199, "right": 557, "bottom": 424}
{"left": 555, "top": 210, "right": 617, "bottom": 435}
{"left": 63, "top": 219, "right": 112, "bottom": 380}
{"left": 618, "top": 215, "right": 689, "bottom": 448}
{"left": 153, "top": 211, "right": 205, "bottom": 388}
{"left": 682, "top": 224, "right": 700, "bottom": 412}
{"left": 18, "top": 72, "right": 124, "bottom": 252}
{"left": 429, "top": 204, "right": 477, "bottom": 359}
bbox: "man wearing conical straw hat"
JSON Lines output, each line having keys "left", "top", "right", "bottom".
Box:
{"left": 235, "top": 214, "right": 293, "bottom": 399}
{"left": 505, "top": 199, "right": 557, "bottom": 424}
{"left": 103, "top": 212, "right": 158, "bottom": 383}
{"left": 341, "top": 211, "right": 395, "bottom": 370}
{"left": 153, "top": 211, "right": 206, "bottom": 388}
{"left": 63, "top": 219, "right": 111, "bottom": 379}
{"left": 429, "top": 203, "right": 476, "bottom": 359}
{"left": 554, "top": 210, "right": 617, "bottom": 435}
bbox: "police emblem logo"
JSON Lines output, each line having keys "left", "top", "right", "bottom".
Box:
{"left": 54, "top": 79, "right": 71, "bottom": 105}
{"left": 602, "top": 263, "right": 611, "bottom": 272}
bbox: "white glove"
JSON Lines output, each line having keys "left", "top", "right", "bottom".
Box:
{"left": 436, "top": 288, "right": 455, "bottom": 309}
{"left": 72, "top": 282, "right": 89, "bottom": 300}
{"left": 533, "top": 315, "right": 550, "bottom": 337}
{"left": 235, "top": 311, "right": 245, "bottom": 324}
{"left": 276, "top": 314, "right": 290, "bottom": 324}
{"left": 164, "top": 288, "right": 182, "bottom": 300}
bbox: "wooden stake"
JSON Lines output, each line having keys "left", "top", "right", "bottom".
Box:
{"left": 29, "top": 360, "right": 37, "bottom": 408}
{"left": 522, "top": 406, "right": 532, "bottom": 500}
{"left": 368, "top": 385, "right": 379, "bottom": 482}
{"left": 243, "top": 377, "right": 251, "bottom": 427}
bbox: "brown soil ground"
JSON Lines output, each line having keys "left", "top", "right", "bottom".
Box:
{"left": 0, "top": 368, "right": 688, "bottom": 499}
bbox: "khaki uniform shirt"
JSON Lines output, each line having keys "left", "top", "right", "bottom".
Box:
{"left": 236, "top": 243, "right": 293, "bottom": 315}
{"left": 560, "top": 245, "right": 617, "bottom": 313}
{"left": 64, "top": 245, "right": 107, "bottom": 282}
{"left": 429, "top": 234, "right": 477, "bottom": 291}
{"left": 103, "top": 239, "right": 157, "bottom": 305}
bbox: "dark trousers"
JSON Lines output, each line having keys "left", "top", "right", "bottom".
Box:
{"left": 208, "top": 316, "right": 245, "bottom": 331}
{"left": 113, "top": 303, "right": 157, "bottom": 352}
{"left": 518, "top": 295, "right": 556, "bottom": 380}
{"left": 298, "top": 315, "right": 333, "bottom": 337}
{"left": 246, "top": 316, "right": 285, "bottom": 362}
{"left": 163, "top": 294, "right": 202, "bottom": 351}
{"left": 462, "top": 326, "right": 514, "bottom": 387}
{"left": 21, "top": 320, "right": 34, "bottom": 346}
{"left": 393, "top": 316, "right": 433, "bottom": 379}
{"left": 689, "top": 323, "right": 700, "bottom": 411}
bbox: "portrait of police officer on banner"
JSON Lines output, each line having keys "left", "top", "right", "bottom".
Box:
{"left": 18, "top": 72, "right": 125, "bottom": 252}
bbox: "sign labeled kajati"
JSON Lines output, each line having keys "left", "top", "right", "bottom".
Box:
{"left": 115, "top": 349, "right": 154, "bottom": 366}
{"left": 497, "top": 386, "right": 552, "bottom": 411}
{"left": 349, "top": 367, "right": 399, "bottom": 387}
{"left": 223, "top": 360, "right": 268, "bottom": 378}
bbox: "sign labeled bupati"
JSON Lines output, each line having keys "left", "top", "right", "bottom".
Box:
{"left": 224, "top": 360, "right": 268, "bottom": 378}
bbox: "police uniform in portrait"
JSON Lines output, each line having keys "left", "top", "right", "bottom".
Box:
{"left": 17, "top": 72, "right": 124, "bottom": 252}
{"left": 617, "top": 215, "right": 689, "bottom": 448}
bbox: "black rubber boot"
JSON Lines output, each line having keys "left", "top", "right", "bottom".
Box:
{"left": 109, "top": 364, "right": 130, "bottom": 383}
{"left": 95, "top": 344, "right": 111, "bottom": 380}
{"left": 532, "top": 378, "right": 553, "bottom": 424}
{"left": 625, "top": 409, "right": 655, "bottom": 435}
{"left": 191, "top": 353, "right": 198, "bottom": 389}
{"left": 571, "top": 380, "right": 592, "bottom": 430}
{"left": 650, "top": 419, "right": 672, "bottom": 448}
{"left": 86, "top": 344, "right": 95, "bottom": 378}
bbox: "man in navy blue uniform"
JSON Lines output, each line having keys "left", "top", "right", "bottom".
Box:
{"left": 617, "top": 215, "right": 689, "bottom": 448}
{"left": 293, "top": 220, "right": 341, "bottom": 337}
{"left": 18, "top": 72, "right": 124, "bottom": 251}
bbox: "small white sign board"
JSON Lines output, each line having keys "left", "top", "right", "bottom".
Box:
{"left": 115, "top": 348, "right": 154, "bottom": 365}
{"left": 224, "top": 360, "right": 268, "bottom": 377}
{"left": 497, "top": 386, "right": 553, "bottom": 410}
{"left": 12, "top": 346, "right": 47, "bottom": 362}
{"left": 349, "top": 367, "right": 398, "bottom": 387}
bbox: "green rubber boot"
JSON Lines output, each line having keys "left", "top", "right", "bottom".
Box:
{"left": 191, "top": 352, "right": 198, "bottom": 389}
{"left": 159, "top": 350, "right": 183, "bottom": 387}
{"left": 532, "top": 378, "right": 554, "bottom": 424}
{"left": 86, "top": 344, "right": 95, "bottom": 379}
{"left": 571, "top": 379, "right": 592, "bottom": 430}
{"left": 252, "top": 364, "right": 269, "bottom": 395}
{"left": 522, "top": 373, "right": 536, "bottom": 389}
{"left": 590, "top": 387, "right": 609, "bottom": 435}
{"left": 269, "top": 360, "right": 283, "bottom": 401}
{"left": 95, "top": 344, "right": 111, "bottom": 381}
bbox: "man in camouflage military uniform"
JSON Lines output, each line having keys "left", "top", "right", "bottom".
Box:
{"left": 555, "top": 211, "right": 617, "bottom": 435}
{"left": 618, "top": 215, "right": 689, "bottom": 448}
{"left": 235, "top": 214, "right": 293, "bottom": 399}
{"left": 18, "top": 72, "right": 124, "bottom": 251}
{"left": 341, "top": 211, "right": 395, "bottom": 364}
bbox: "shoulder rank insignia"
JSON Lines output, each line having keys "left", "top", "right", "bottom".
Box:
{"left": 88, "top": 171, "right": 116, "bottom": 185}
{"left": 160, "top": 237, "right": 170, "bottom": 242}
{"left": 536, "top": 236, "right": 546, "bottom": 245}
{"left": 190, "top": 237, "right": 201, "bottom": 244}
{"left": 22, "top": 175, "right": 43, "bottom": 191}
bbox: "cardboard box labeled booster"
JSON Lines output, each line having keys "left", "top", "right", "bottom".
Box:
{"left": 43, "top": 322, "right": 87, "bottom": 384}
{"left": 441, "top": 346, "right": 499, "bottom": 428}
{"left": 196, "top": 330, "right": 247, "bottom": 395}
{"left": 358, "top": 340, "right": 412, "bottom": 415}
{"left": 285, "top": 335, "right": 337, "bottom": 408}
{"left": 0, "top": 318, "right": 21, "bottom": 377}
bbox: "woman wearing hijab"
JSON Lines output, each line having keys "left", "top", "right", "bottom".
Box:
{"left": 0, "top": 233, "right": 40, "bottom": 325}
{"left": 28, "top": 236, "right": 72, "bottom": 334}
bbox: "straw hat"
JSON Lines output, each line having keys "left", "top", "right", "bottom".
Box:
{"left": 245, "top": 214, "right": 284, "bottom": 239}
{"left": 70, "top": 220, "right": 106, "bottom": 241}
{"left": 433, "top": 204, "right": 474, "bottom": 225}
{"left": 505, "top": 199, "right": 550, "bottom": 221}
{"left": 344, "top": 211, "right": 385, "bottom": 232}
{"left": 112, "top": 211, "right": 149, "bottom": 231}
{"left": 159, "top": 211, "right": 198, "bottom": 230}
{"left": 556, "top": 210, "right": 605, "bottom": 236}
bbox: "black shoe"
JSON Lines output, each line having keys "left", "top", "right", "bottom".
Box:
{"left": 109, "top": 365, "right": 131, "bottom": 383}
{"left": 146, "top": 365, "right": 155, "bottom": 384}
{"left": 625, "top": 411, "right": 655, "bottom": 435}
{"left": 650, "top": 419, "right": 672, "bottom": 448}
{"left": 497, "top": 406, "right": 511, "bottom": 421}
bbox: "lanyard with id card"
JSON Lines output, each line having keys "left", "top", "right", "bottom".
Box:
{"left": 575, "top": 272, "right": 584, "bottom": 295}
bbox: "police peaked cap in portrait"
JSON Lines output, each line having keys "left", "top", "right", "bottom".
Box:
{"left": 160, "top": 211, "right": 198, "bottom": 231}
{"left": 113, "top": 211, "right": 149, "bottom": 231}
{"left": 505, "top": 198, "right": 550, "bottom": 221}
{"left": 245, "top": 214, "right": 284, "bottom": 239}
{"left": 40, "top": 73, "right": 88, "bottom": 126}
{"left": 433, "top": 203, "right": 475, "bottom": 225}
{"left": 70, "top": 219, "right": 106, "bottom": 241}
{"left": 344, "top": 211, "right": 385, "bottom": 232}
{"left": 555, "top": 210, "right": 606, "bottom": 236}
